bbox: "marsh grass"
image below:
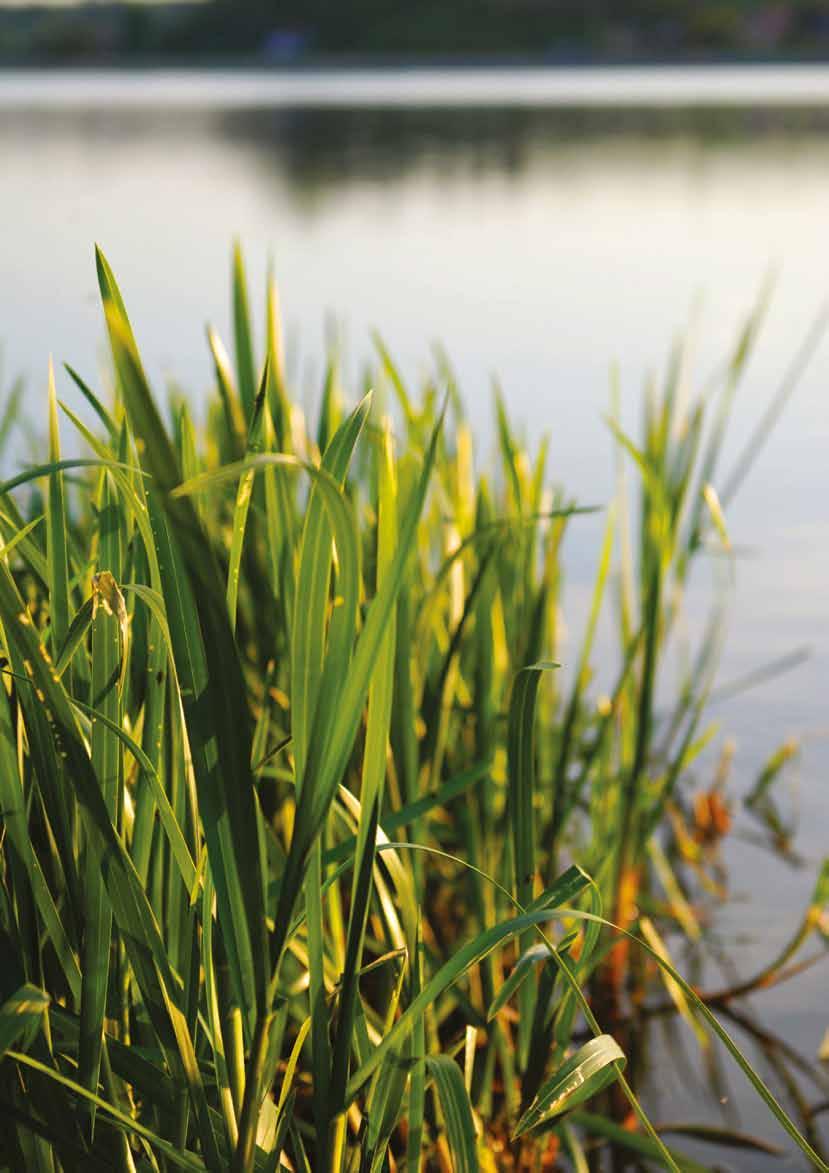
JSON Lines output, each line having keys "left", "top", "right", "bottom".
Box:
{"left": 0, "top": 246, "right": 826, "bottom": 1172}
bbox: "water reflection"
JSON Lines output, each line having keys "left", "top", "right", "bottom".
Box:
{"left": 8, "top": 99, "right": 829, "bottom": 188}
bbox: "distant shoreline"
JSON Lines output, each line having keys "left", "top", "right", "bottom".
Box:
{"left": 4, "top": 52, "right": 829, "bottom": 72}
{"left": 7, "top": 61, "right": 829, "bottom": 112}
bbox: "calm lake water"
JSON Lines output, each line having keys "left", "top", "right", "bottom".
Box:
{"left": 2, "top": 68, "right": 828, "bottom": 1164}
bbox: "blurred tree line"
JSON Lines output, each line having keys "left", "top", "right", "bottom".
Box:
{"left": 4, "top": 0, "right": 829, "bottom": 64}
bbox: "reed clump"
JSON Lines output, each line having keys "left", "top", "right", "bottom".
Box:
{"left": 0, "top": 245, "right": 825, "bottom": 1172}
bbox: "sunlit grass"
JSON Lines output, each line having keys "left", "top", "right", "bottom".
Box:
{"left": 0, "top": 245, "right": 826, "bottom": 1172}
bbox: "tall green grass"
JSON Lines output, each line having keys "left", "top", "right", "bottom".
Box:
{"left": 0, "top": 247, "right": 826, "bottom": 1172}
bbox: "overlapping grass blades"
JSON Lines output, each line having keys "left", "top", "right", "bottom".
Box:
{"left": 0, "top": 247, "right": 826, "bottom": 1172}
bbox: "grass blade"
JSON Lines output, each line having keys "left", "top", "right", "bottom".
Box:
{"left": 513, "top": 1035, "right": 625, "bottom": 1138}
{"left": 232, "top": 240, "right": 257, "bottom": 424}
{"left": 426, "top": 1055, "right": 479, "bottom": 1173}
{"left": 0, "top": 985, "right": 49, "bottom": 1057}
{"left": 508, "top": 661, "right": 557, "bottom": 1070}
{"left": 78, "top": 571, "right": 124, "bottom": 1132}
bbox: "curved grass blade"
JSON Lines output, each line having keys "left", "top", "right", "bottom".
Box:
{"left": 487, "top": 944, "right": 554, "bottom": 1023}
{"left": 513, "top": 1035, "right": 625, "bottom": 1138}
{"left": 0, "top": 458, "right": 139, "bottom": 499}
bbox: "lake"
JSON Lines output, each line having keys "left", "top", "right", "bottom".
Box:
{"left": 2, "top": 67, "right": 828, "bottom": 1164}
